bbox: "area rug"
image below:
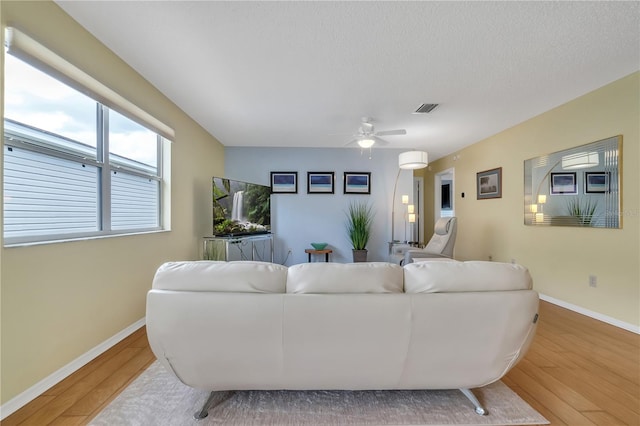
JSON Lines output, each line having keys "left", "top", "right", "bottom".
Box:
{"left": 90, "top": 361, "right": 548, "bottom": 426}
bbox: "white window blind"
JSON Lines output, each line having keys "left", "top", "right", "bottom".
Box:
{"left": 4, "top": 27, "right": 175, "bottom": 140}
{"left": 111, "top": 171, "right": 160, "bottom": 230}
{"left": 4, "top": 145, "right": 99, "bottom": 239}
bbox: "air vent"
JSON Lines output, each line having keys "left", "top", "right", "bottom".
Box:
{"left": 413, "top": 103, "right": 439, "bottom": 114}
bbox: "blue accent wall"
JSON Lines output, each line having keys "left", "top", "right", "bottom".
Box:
{"left": 225, "top": 147, "right": 415, "bottom": 265}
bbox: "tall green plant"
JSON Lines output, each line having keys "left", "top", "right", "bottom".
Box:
{"left": 345, "top": 201, "right": 374, "bottom": 250}
{"left": 566, "top": 198, "right": 598, "bottom": 226}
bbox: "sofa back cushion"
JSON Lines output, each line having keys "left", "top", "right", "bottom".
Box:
{"left": 404, "top": 261, "right": 532, "bottom": 293}
{"left": 287, "top": 262, "right": 404, "bottom": 293}
{"left": 153, "top": 261, "right": 287, "bottom": 293}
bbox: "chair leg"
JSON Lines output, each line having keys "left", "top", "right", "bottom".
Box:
{"left": 459, "top": 388, "right": 487, "bottom": 415}
{"left": 194, "top": 391, "right": 235, "bottom": 420}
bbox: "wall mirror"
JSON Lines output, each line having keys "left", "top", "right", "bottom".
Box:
{"left": 524, "top": 135, "right": 622, "bottom": 228}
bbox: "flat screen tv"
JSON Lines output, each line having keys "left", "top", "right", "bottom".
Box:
{"left": 212, "top": 177, "right": 271, "bottom": 236}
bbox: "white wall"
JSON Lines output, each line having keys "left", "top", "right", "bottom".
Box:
{"left": 225, "top": 147, "right": 415, "bottom": 265}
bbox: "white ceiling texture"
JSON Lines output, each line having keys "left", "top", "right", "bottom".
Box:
{"left": 56, "top": 1, "right": 639, "bottom": 162}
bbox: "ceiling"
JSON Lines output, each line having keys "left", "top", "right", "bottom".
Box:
{"left": 55, "top": 1, "right": 639, "bottom": 162}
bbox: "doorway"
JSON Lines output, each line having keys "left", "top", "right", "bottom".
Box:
{"left": 435, "top": 168, "right": 455, "bottom": 220}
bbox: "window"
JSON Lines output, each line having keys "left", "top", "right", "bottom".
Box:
{"left": 3, "top": 30, "right": 171, "bottom": 245}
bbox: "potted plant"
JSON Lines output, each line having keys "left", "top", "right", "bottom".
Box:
{"left": 566, "top": 198, "right": 598, "bottom": 226}
{"left": 345, "top": 200, "right": 374, "bottom": 262}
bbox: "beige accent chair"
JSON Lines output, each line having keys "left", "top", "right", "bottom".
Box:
{"left": 403, "top": 216, "right": 457, "bottom": 264}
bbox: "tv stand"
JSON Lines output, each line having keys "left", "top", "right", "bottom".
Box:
{"left": 203, "top": 234, "right": 274, "bottom": 262}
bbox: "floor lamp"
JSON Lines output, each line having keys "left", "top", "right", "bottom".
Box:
{"left": 391, "top": 151, "right": 428, "bottom": 244}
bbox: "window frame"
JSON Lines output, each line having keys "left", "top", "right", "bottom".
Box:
{"left": 3, "top": 30, "right": 171, "bottom": 246}
{"left": 3, "top": 117, "right": 166, "bottom": 246}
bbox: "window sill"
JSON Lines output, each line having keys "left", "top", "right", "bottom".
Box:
{"left": 3, "top": 229, "right": 171, "bottom": 248}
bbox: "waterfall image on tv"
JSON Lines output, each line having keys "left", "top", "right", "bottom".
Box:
{"left": 212, "top": 177, "right": 271, "bottom": 236}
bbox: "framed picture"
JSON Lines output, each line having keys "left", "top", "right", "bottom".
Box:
{"left": 307, "top": 172, "right": 335, "bottom": 194}
{"left": 344, "top": 172, "right": 371, "bottom": 194}
{"left": 476, "top": 167, "right": 502, "bottom": 199}
{"left": 585, "top": 172, "right": 609, "bottom": 193}
{"left": 270, "top": 171, "right": 297, "bottom": 194}
{"left": 550, "top": 172, "right": 577, "bottom": 195}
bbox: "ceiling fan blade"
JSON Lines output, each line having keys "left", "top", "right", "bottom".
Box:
{"left": 371, "top": 135, "right": 389, "bottom": 146}
{"left": 375, "top": 129, "right": 406, "bottom": 136}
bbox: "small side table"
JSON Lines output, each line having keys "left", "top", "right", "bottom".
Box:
{"left": 305, "top": 248, "right": 333, "bottom": 262}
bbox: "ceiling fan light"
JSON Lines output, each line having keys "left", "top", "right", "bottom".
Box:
{"left": 357, "top": 138, "right": 375, "bottom": 148}
{"left": 399, "top": 151, "right": 428, "bottom": 169}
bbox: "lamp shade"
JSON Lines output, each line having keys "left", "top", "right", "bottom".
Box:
{"left": 399, "top": 151, "right": 428, "bottom": 169}
{"left": 561, "top": 152, "right": 599, "bottom": 170}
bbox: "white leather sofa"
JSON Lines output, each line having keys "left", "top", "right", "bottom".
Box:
{"left": 147, "top": 260, "right": 539, "bottom": 419}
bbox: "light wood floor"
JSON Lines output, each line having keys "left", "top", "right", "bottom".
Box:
{"left": 3, "top": 300, "right": 639, "bottom": 425}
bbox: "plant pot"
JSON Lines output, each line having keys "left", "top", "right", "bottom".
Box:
{"left": 352, "top": 249, "right": 368, "bottom": 263}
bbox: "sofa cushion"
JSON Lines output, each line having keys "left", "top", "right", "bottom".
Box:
{"left": 287, "top": 262, "right": 404, "bottom": 293}
{"left": 153, "top": 261, "right": 287, "bottom": 293}
{"left": 403, "top": 261, "right": 532, "bottom": 293}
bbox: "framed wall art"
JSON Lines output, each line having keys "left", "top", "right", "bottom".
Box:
{"left": 307, "top": 172, "right": 335, "bottom": 194}
{"left": 270, "top": 171, "right": 298, "bottom": 194}
{"left": 344, "top": 172, "right": 371, "bottom": 194}
{"left": 585, "top": 172, "right": 609, "bottom": 193}
{"left": 476, "top": 167, "right": 502, "bottom": 199}
{"left": 550, "top": 172, "right": 577, "bottom": 195}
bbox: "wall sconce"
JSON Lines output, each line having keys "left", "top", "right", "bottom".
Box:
{"left": 407, "top": 204, "right": 415, "bottom": 214}
{"left": 530, "top": 204, "right": 538, "bottom": 213}
{"left": 537, "top": 195, "right": 547, "bottom": 204}
{"left": 401, "top": 195, "right": 409, "bottom": 204}
{"left": 535, "top": 213, "right": 544, "bottom": 223}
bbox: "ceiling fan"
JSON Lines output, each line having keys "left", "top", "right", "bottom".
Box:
{"left": 341, "top": 117, "right": 407, "bottom": 149}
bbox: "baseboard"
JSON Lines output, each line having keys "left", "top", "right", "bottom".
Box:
{"left": 540, "top": 293, "right": 640, "bottom": 334}
{"left": 0, "top": 317, "right": 146, "bottom": 420}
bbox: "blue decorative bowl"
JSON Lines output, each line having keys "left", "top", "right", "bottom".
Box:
{"left": 311, "top": 242, "right": 328, "bottom": 250}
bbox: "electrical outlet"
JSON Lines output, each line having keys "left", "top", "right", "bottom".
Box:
{"left": 511, "top": 258, "right": 516, "bottom": 264}
{"left": 589, "top": 275, "right": 597, "bottom": 288}
{"left": 287, "top": 248, "right": 293, "bottom": 255}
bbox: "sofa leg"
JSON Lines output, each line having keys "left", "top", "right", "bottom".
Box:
{"left": 194, "top": 391, "right": 235, "bottom": 420}
{"left": 459, "top": 388, "right": 487, "bottom": 415}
